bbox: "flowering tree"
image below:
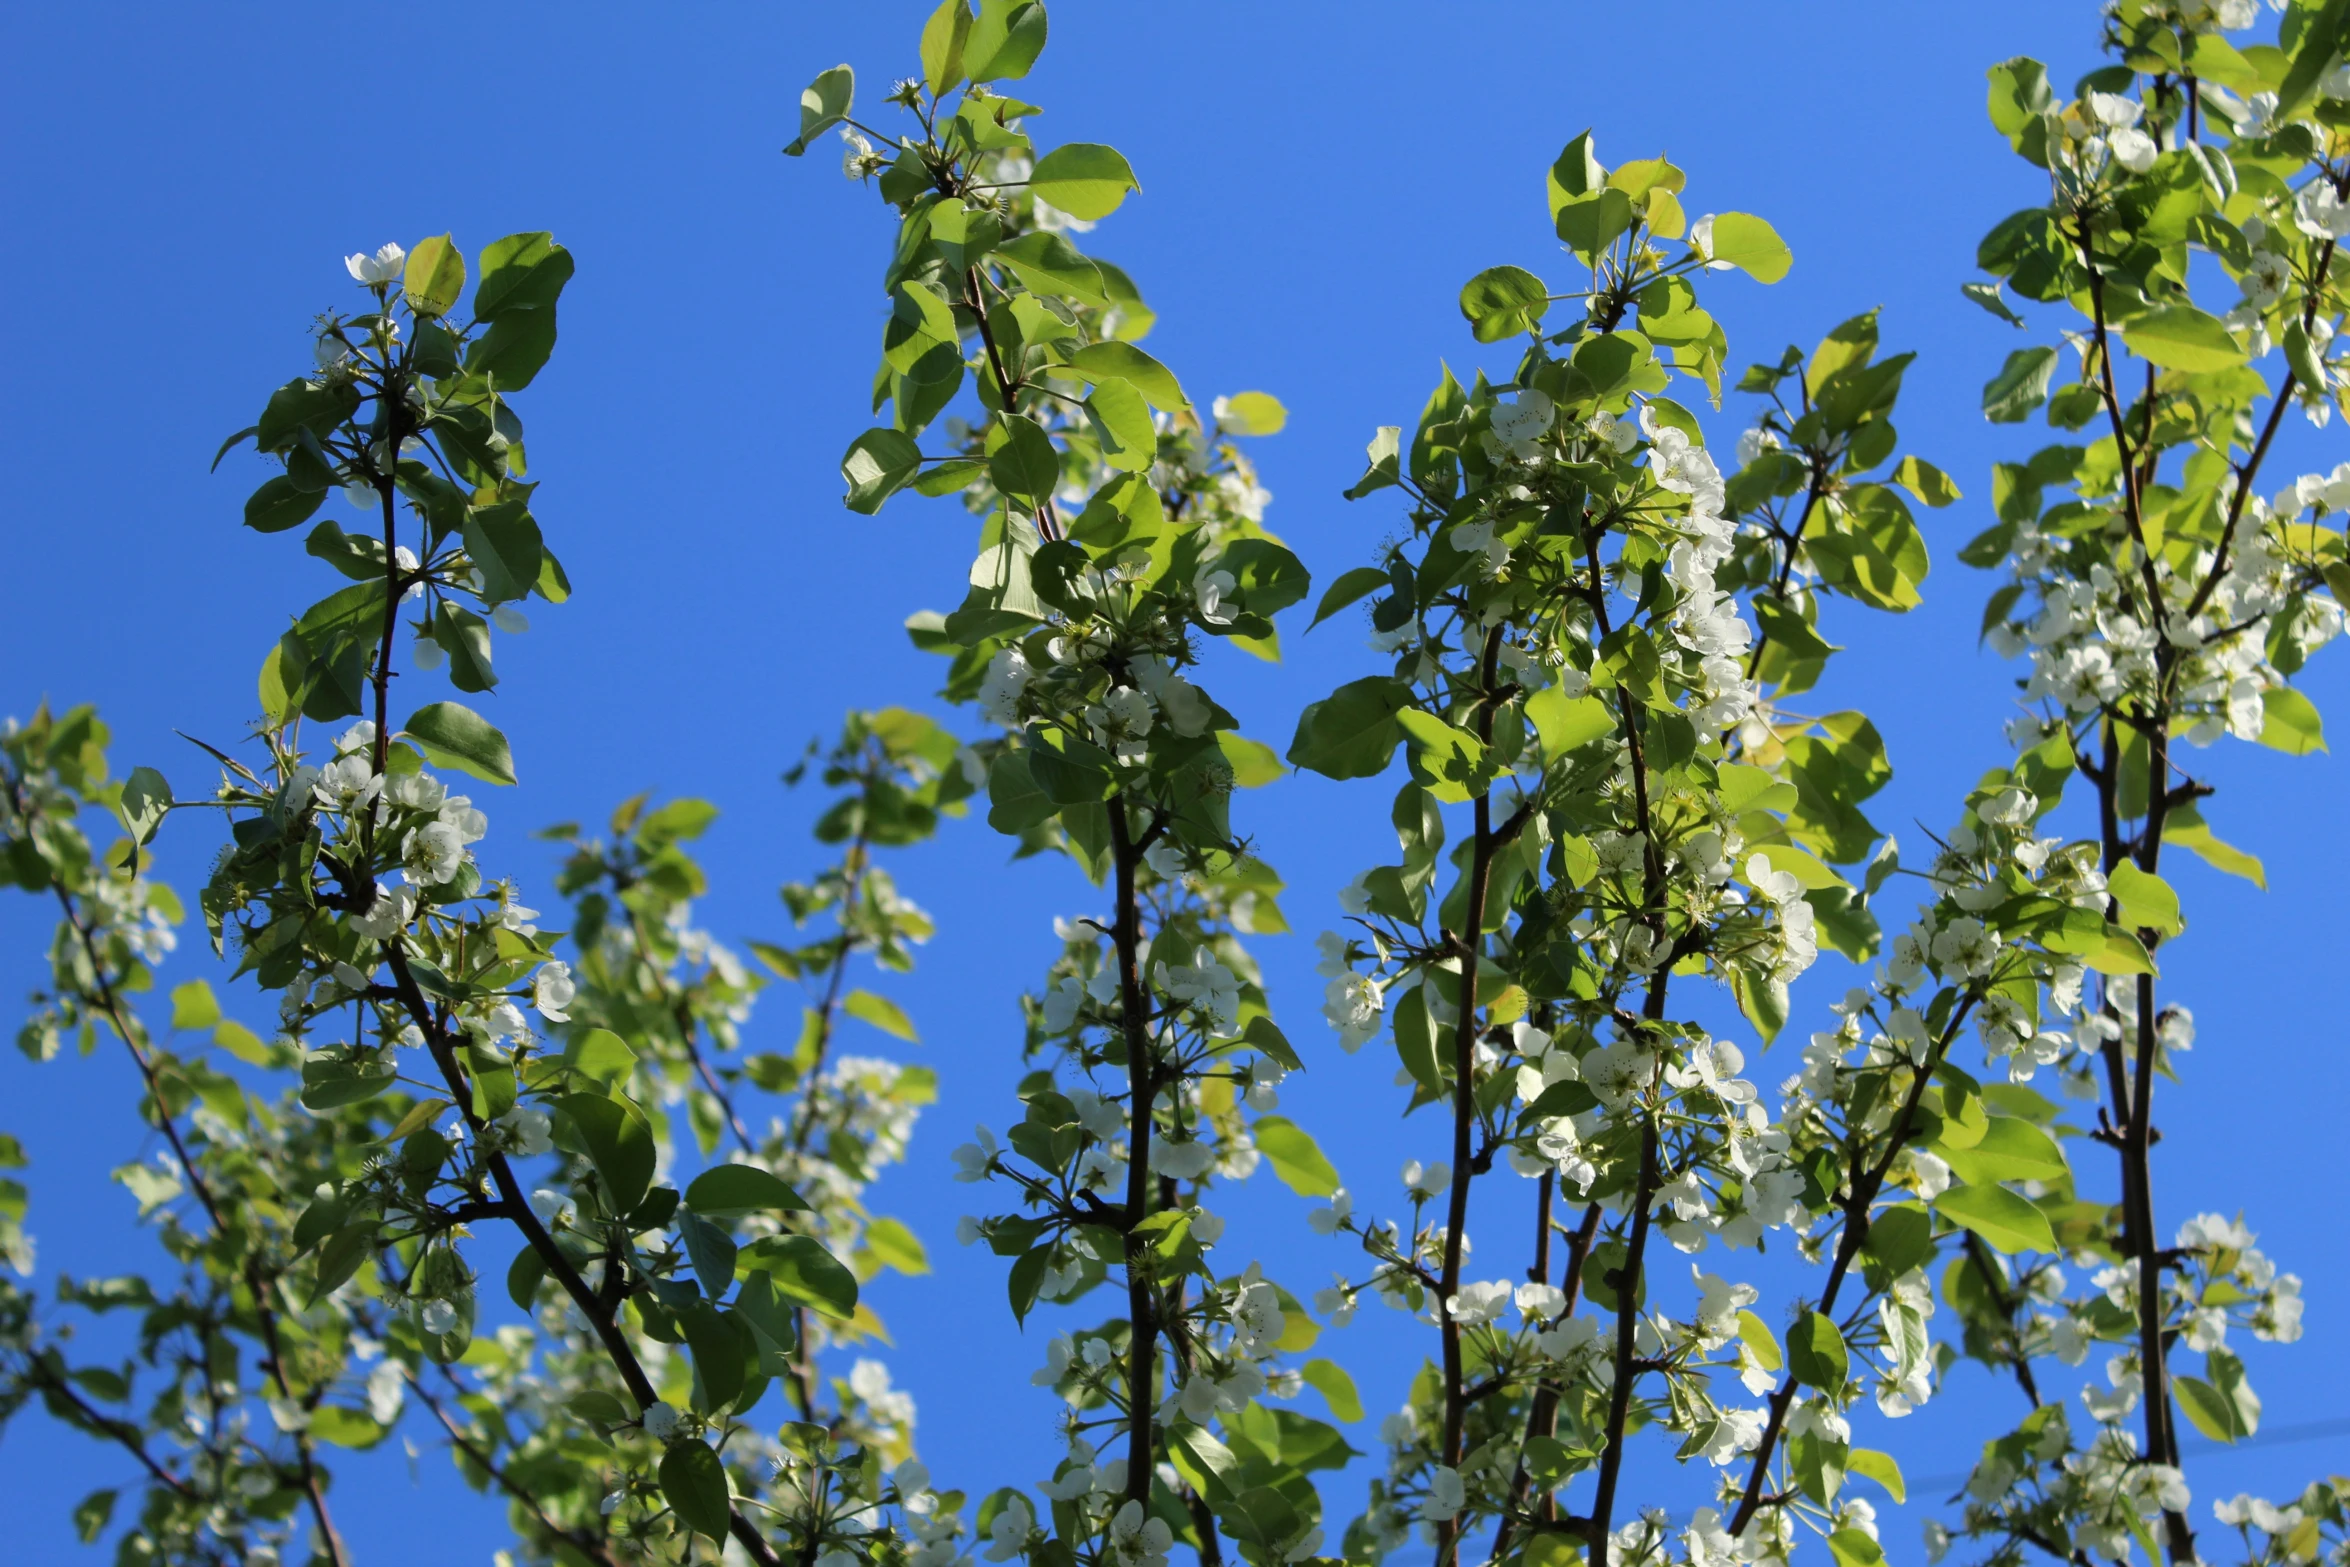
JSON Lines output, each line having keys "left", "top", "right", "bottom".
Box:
{"left": 7, "top": 1, "right": 2350, "bottom": 1565}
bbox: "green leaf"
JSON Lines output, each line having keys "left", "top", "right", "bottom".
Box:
{"left": 1891, "top": 456, "right": 1961, "bottom": 507}
{"left": 307, "top": 1405, "right": 389, "bottom": 1450}
{"left": 1007, "top": 1245, "right": 1052, "bottom": 1323}
{"left": 1983, "top": 346, "right": 2059, "bottom": 422}
{"left": 472, "top": 233, "right": 573, "bottom": 320}
{"left": 434, "top": 602, "right": 496, "bottom": 694}
{"left": 1547, "top": 130, "right": 1604, "bottom": 214}
{"left": 658, "top": 1440, "right": 734, "bottom": 1543}
{"left": 1458, "top": 265, "right": 1548, "bottom": 343}
{"left": 402, "top": 702, "right": 516, "bottom": 786}
{"left": 1703, "top": 212, "right": 1792, "bottom": 282}
{"left": 2106, "top": 860, "right": 2183, "bottom": 937}
{"left": 993, "top": 231, "right": 1108, "bottom": 306}
{"left": 114, "top": 766, "right": 171, "bottom": 846}
{"left": 1555, "top": 188, "right": 1635, "bottom": 263}
{"left": 1526, "top": 687, "right": 1616, "bottom": 754}
{"left": 1066, "top": 341, "right": 1186, "bottom": 411}
{"left": 680, "top": 1300, "right": 752, "bottom": 1411}
{"left": 1310, "top": 566, "right": 1389, "bottom": 630}
{"left": 1827, "top": 1528, "right": 1887, "bottom": 1567}
{"left": 463, "top": 501, "right": 543, "bottom": 605}
{"left": 2175, "top": 1375, "right": 2250, "bottom": 1442}
{"left": 255, "top": 377, "right": 359, "bottom": 453}
{"left": 1936, "top": 1180, "right": 2057, "bottom": 1254}
{"left": 1395, "top": 708, "right": 1490, "bottom": 803}
{"left": 1848, "top": 1448, "right": 1905, "bottom": 1504}
{"left": 965, "top": 0, "right": 1048, "bottom": 80}
{"left": 2163, "top": 802, "right": 2264, "bottom": 888}
{"left": 843, "top": 427, "right": 924, "bottom": 514}
{"left": 556, "top": 1093, "right": 655, "bottom": 1216}
{"left": 739, "top": 1234, "right": 859, "bottom": 1319}
{"left": 1215, "top": 1486, "right": 1303, "bottom": 1550}
{"left": 2258, "top": 685, "right": 2326, "bottom": 755}
{"left": 685, "top": 1164, "right": 811, "bottom": 1217}
{"left": 211, "top": 426, "right": 258, "bottom": 471}
{"left": 564, "top": 1027, "right": 636, "bottom": 1085}
{"left": 1344, "top": 425, "right": 1402, "bottom": 499}
{"left": 2280, "top": 0, "right": 2350, "bottom": 115}
{"left": 1252, "top": 1115, "right": 1339, "bottom": 1197}
{"left": 989, "top": 414, "right": 1061, "bottom": 505}
{"left": 1030, "top": 143, "right": 1140, "bottom": 221}
{"left": 506, "top": 1244, "right": 546, "bottom": 1312}
{"left": 72, "top": 1489, "right": 116, "bottom": 1544}
{"left": 1216, "top": 390, "right": 1286, "bottom": 435}
{"left": 2082, "top": 924, "right": 2157, "bottom": 976}
{"left": 464, "top": 307, "right": 558, "bottom": 391}
{"left": 844, "top": 989, "right": 919, "bottom": 1041}
{"left": 679, "top": 1210, "right": 740, "bottom": 1301}
{"left": 1287, "top": 677, "right": 1409, "bottom": 780}
{"left": 1938, "top": 1117, "right": 2069, "bottom": 1187}
{"left": 245, "top": 475, "right": 327, "bottom": 534}
{"left": 1301, "top": 1357, "right": 1362, "bottom": 1423}
{"left": 1963, "top": 280, "right": 2027, "bottom": 327}
{"left": 783, "top": 65, "right": 855, "bottom": 156}
{"left": 402, "top": 234, "right": 466, "bottom": 318}
{"left": 863, "top": 1216, "right": 930, "bottom": 1276}
{"left": 169, "top": 980, "right": 220, "bottom": 1032}
{"left": 306, "top": 1223, "right": 374, "bottom": 1307}
{"left": 1785, "top": 1311, "right": 1849, "bottom": 1389}
{"left": 1085, "top": 377, "right": 1156, "bottom": 472}
{"left": 920, "top": 0, "right": 971, "bottom": 94}
{"left": 1737, "top": 1310, "right": 1783, "bottom": 1371}
{"left": 2122, "top": 304, "right": 2248, "bottom": 372}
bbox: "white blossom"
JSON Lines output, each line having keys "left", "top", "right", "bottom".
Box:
{"left": 345, "top": 243, "right": 406, "bottom": 286}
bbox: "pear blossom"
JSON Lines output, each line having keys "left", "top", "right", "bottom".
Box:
{"left": 1322, "top": 969, "right": 1384, "bottom": 1050}
{"left": 493, "top": 1104, "right": 553, "bottom": 1158}
{"left": 1419, "top": 1466, "right": 1465, "bottom": 1522}
{"left": 977, "top": 646, "right": 1033, "bottom": 726}
{"left": 1488, "top": 388, "right": 1555, "bottom": 460}
{"left": 1446, "top": 1280, "right": 1512, "bottom": 1327}
{"left": 951, "top": 1126, "right": 999, "bottom": 1182}
{"left": 1194, "top": 564, "right": 1238, "bottom": 626}
{"left": 532, "top": 960, "right": 576, "bottom": 1022}
{"left": 345, "top": 243, "right": 406, "bottom": 286}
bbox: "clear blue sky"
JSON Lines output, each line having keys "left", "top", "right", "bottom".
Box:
{"left": 5, "top": 3, "right": 2346, "bottom": 1561}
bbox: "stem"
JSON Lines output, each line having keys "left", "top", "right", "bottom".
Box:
{"left": 1727, "top": 1002, "right": 1978, "bottom": 1538}
{"left": 959, "top": 263, "right": 1061, "bottom": 544}
{"left": 2112, "top": 716, "right": 2195, "bottom": 1560}
{"left": 1580, "top": 515, "right": 1675, "bottom": 1565}
{"left": 1961, "top": 1232, "right": 2045, "bottom": 1407}
{"left": 1432, "top": 626, "right": 1506, "bottom": 1567}
{"left": 1160, "top": 1261, "right": 1223, "bottom": 1567}
{"left": 2186, "top": 231, "right": 2338, "bottom": 620}
{"left": 20, "top": 1355, "right": 193, "bottom": 1497}
{"left": 1584, "top": 1019, "right": 1662, "bottom": 1566}
{"left": 789, "top": 829, "right": 874, "bottom": 1157}
{"left": 1107, "top": 800, "right": 1159, "bottom": 1509}
{"left": 1742, "top": 457, "right": 1831, "bottom": 684}
{"left": 21, "top": 830, "right": 349, "bottom": 1567}
{"left": 412, "top": 1369, "right": 622, "bottom": 1567}
{"left": 1487, "top": 1200, "right": 1603, "bottom": 1563}
{"left": 627, "top": 905, "right": 757, "bottom": 1156}
{"left": 380, "top": 945, "right": 786, "bottom": 1567}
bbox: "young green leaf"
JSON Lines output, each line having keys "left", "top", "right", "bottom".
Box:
{"left": 1030, "top": 143, "right": 1140, "bottom": 221}
{"left": 403, "top": 702, "right": 517, "bottom": 786}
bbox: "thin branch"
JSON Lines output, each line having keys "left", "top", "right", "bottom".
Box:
{"left": 412, "top": 1368, "right": 623, "bottom": 1567}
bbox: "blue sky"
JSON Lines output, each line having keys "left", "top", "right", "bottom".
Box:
{"left": 5, "top": 2, "right": 2348, "bottom": 1560}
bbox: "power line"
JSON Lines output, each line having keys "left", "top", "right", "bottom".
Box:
{"left": 1910, "top": 1417, "right": 2350, "bottom": 1496}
